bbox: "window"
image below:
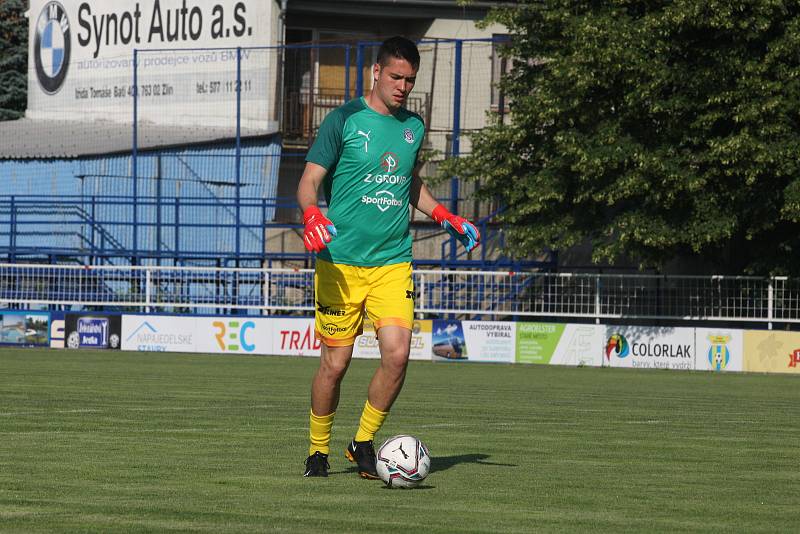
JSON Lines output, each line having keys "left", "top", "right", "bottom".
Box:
{"left": 490, "top": 34, "right": 512, "bottom": 113}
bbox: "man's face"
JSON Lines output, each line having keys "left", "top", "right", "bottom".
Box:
{"left": 372, "top": 56, "right": 418, "bottom": 111}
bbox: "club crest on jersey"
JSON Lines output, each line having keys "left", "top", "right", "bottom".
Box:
{"left": 34, "top": 1, "right": 71, "bottom": 95}
{"left": 403, "top": 128, "right": 414, "bottom": 143}
{"left": 380, "top": 152, "right": 399, "bottom": 173}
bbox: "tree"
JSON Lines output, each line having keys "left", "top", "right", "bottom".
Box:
{"left": 0, "top": 0, "right": 28, "bottom": 120}
{"left": 447, "top": 1, "right": 800, "bottom": 275}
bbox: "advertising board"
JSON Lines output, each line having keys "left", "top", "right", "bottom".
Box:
{"left": 28, "top": 0, "right": 276, "bottom": 128}
{"left": 516, "top": 323, "right": 603, "bottom": 367}
{"left": 65, "top": 313, "right": 120, "bottom": 349}
{"left": 603, "top": 326, "right": 694, "bottom": 371}
{"left": 744, "top": 330, "right": 800, "bottom": 375}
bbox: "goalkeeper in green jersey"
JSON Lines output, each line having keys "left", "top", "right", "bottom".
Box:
{"left": 298, "top": 36, "right": 480, "bottom": 478}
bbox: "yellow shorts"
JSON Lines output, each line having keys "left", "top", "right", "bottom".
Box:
{"left": 314, "top": 259, "right": 414, "bottom": 347}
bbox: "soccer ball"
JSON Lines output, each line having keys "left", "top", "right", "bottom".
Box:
{"left": 376, "top": 435, "right": 431, "bottom": 488}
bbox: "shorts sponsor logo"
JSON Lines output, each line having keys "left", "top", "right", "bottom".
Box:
{"left": 361, "top": 190, "right": 403, "bottom": 212}
{"left": 35, "top": 1, "right": 71, "bottom": 95}
{"left": 322, "top": 323, "right": 348, "bottom": 336}
{"left": 317, "top": 302, "right": 346, "bottom": 316}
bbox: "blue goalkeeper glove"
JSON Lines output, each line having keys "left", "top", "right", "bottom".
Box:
{"left": 431, "top": 204, "right": 481, "bottom": 253}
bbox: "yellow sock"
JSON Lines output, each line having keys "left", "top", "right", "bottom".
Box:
{"left": 309, "top": 410, "right": 335, "bottom": 456}
{"left": 354, "top": 400, "right": 389, "bottom": 442}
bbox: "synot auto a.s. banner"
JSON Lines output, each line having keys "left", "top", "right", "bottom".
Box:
{"left": 27, "top": 0, "right": 276, "bottom": 128}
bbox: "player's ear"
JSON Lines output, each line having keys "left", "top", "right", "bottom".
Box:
{"left": 372, "top": 63, "right": 381, "bottom": 83}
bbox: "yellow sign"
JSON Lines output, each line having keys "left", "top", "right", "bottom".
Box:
{"left": 743, "top": 330, "right": 800, "bottom": 374}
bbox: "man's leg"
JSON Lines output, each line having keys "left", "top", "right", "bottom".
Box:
{"left": 306, "top": 259, "right": 365, "bottom": 477}
{"left": 304, "top": 343, "right": 354, "bottom": 477}
{"left": 367, "top": 325, "right": 412, "bottom": 412}
{"left": 346, "top": 326, "right": 412, "bottom": 479}
{"left": 311, "top": 342, "right": 355, "bottom": 420}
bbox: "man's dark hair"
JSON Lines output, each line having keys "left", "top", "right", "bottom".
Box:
{"left": 377, "top": 36, "right": 420, "bottom": 69}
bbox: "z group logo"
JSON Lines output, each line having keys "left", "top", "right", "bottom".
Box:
{"left": 380, "top": 152, "right": 399, "bottom": 173}
{"left": 34, "top": 1, "right": 71, "bottom": 94}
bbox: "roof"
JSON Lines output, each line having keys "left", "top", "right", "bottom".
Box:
{"left": 0, "top": 118, "right": 277, "bottom": 160}
{"left": 287, "top": 0, "right": 516, "bottom": 19}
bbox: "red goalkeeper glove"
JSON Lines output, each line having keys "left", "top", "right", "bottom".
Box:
{"left": 431, "top": 204, "right": 481, "bottom": 253}
{"left": 302, "top": 206, "right": 337, "bottom": 253}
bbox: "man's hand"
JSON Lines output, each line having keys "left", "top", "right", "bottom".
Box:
{"left": 303, "top": 206, "right": 337, "bottom": 253}
{"left": 431, "top": 204, "right": 480, "bottom": 253}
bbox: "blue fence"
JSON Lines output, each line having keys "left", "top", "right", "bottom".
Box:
{"left": 0, "top": 38, "right": 524, "bottom": 268}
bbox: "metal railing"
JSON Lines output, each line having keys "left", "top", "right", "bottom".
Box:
{"left": 0, "top": 263, "right": 797, "bottom": 327}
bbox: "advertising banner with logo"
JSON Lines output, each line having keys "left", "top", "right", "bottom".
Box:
{"left": 28, "top": 0, "right": 276, "bottom": 128}
{"left": 603, "top": 326, "right": 694, "bottom": 370}
{"left": 271, "top": 318, "right": 320, "bottom": 357}
{"left": 431, "top": 320, "right": 515, "bottom": 363}
{"left": 743, "top": 330, "right": 800, "bottom": 375}
{"left": 49, "top": 311, "right": 65, "bottom": 348}
{"left": 516, "top": 323, "right": 603, "bottom": 367}
{"left": 694, "top": 328, "right": 743, "bottom": 372}
{"left": 65, "top": 313, "right": 121, "bottom": 349}
{"left": 353, "top": 319, "right": 432, "bottom": 361}
{"left": 194, "top": 316, "right": 272, "bottom": 355}
{"left": 0, "top": 310, "right": 50, "bottom": 347}
{"left": 121, "top": 315, "right": 196, "bottom": 353}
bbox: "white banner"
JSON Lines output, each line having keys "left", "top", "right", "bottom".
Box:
{"left": 430, "top": 321, "right": 515, "bottom": 363}
{"left": 270, "top": 318, "right": 321, "bottom": 357}
{"left": 27, "top": 0, "right": 276, "bottom": 128}
{"left": 353, "top": 320, "right": 432, "bottom": 361}
{"left": 122, "top": 315, "right": 196, "bottom": 352}
{"left": 193, "top": 316, "right": 272, "bottom": 355}
{"left": 694, "top": 328, "right": 743, "bottom": 372}
{"left": 550, "top": 324, "right": 604, "bottom": 367}
{"left": 603, "top": 326, "right": 695, "bottom": 371}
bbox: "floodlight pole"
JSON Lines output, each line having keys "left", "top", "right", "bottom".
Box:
{"left": 356, "top": 43, "right": 365, "bottom": 98}
{"left": 132, "top": 48, "right": 139, "bottom": 264}
{"left": 449, "top": 40, "right": 463, "bottom": 262}
{"left": 235, "top": 47, "right": 242, "bottom": 266}
{"left": 344, "top": 45, "right": 351, "bottom": 101}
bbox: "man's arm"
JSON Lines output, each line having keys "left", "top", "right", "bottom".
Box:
{"left": 410, "top": 174, "right": 481, "bottom": 253}
{"left": 409, "top": 173, "right": 440, "bottom": 219}
{"left": 297, "top": 162, "right": 337, "bottom": 252}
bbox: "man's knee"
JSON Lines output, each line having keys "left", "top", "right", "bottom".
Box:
{"left": 319, "top": 346, "right": 353, "bottom": 381}
{"left": 380, "top": 346, "right": 410, "bottom": 377}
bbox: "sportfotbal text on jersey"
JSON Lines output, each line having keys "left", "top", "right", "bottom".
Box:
{"left": 76, "top": 1, "right": 252, "bottom": 59}
{"left": 361, "top": 195, "right": 404, "bottom": 209}
{"left": 363, "top": 173, "right": 409, "bottom": 185}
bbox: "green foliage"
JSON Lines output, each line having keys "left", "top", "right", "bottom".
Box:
{"left": 0, "top": 0, "right": 28, "bottom": 120}
{"left": 449, "top": 0, "right": 800, "bottom": 274}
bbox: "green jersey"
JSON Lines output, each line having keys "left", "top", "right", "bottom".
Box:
{"left": 306, "top": 97, "right": 425, "bottom": 266}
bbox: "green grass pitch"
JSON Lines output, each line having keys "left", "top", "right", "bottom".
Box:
{"left": 1, "top": 347, "right": 798, "bottom": 532}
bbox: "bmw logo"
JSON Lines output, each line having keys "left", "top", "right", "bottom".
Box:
{"left": 34, "top": 1, "right": 71, "bottom": 95}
